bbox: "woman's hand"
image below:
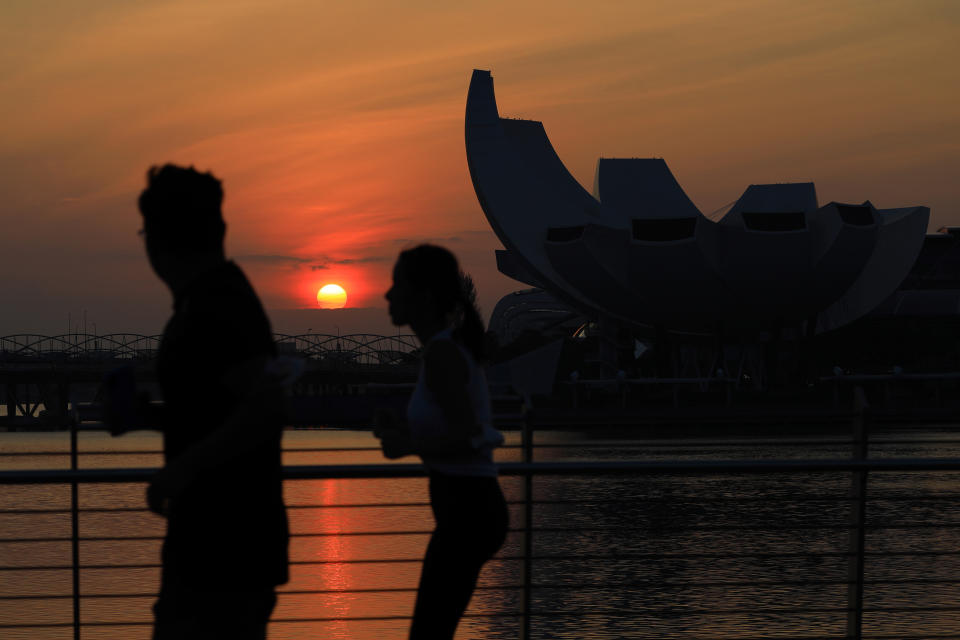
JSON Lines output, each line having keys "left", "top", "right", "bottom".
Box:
{"left": 375, "top": 425, "right": 415, "bottom": 459}
{"left": 373, "top": 408, "right": 401, "bottom": 436}
{"left": 373, "top": 409, "right": 414, "bottom": 459}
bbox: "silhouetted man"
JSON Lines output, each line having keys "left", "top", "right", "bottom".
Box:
{"left": 137, "top": 164, "right": 289, "bottom": 639}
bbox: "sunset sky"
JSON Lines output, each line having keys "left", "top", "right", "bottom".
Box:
{"left": 1, "top": 0, "right": 957, "bottom": 336}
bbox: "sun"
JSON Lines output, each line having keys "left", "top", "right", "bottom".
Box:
{"left": 317, "top": 284, "right": 347, "bottom": 309}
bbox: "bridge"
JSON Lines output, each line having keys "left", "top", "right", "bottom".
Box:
{"left": 0, "top": 333, "right": 421, "bottom": 428}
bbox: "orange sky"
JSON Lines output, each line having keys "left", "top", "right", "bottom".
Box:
{"left": 1, "top": 0, "right": 957, "bottom": 335}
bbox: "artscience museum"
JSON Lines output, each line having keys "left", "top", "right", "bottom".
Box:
{"left": 466, "top": 69, "right": 956, "bottom": 382}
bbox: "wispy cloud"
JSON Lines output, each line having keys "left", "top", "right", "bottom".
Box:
{"left": 392, "top": 229, "right": 497, "bottom": 246}
{"left": 319, "top": 255, "right": 389, "bottom": 267}
{"left": 2, "top": 0, "right": 957, "bottom": 330}
{"left": 235, "top": 254, "right": 313, "bottom": 265}
{"left": 237, "top": 253, "right": 389, "bottom": 271}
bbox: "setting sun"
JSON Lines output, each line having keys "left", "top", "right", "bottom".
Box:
{"left": 317, "top": 284, "right": 348, "bottom": 309}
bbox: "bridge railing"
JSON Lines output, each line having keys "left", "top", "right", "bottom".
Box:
{"left": 0, "top": 334, "right": 162, "bottom": 361}
{"left": 4, "top": 423, "right": 960, "bottom": 638}
{"left": 0, "top": 333, "right": 420, "bottom": 365}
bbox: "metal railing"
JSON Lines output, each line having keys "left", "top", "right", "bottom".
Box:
{"left": 3, "top": 400, "right": 960, "bottom": 638}
{"left": 0, "top": 333, "right": 419, "bottom": 364}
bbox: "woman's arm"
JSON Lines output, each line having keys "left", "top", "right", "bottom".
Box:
{"left": 375, "top": 339, "right": 483, "bottom": 459}
{"left": 417, "top": 340, "right": 482, "bottom": 455}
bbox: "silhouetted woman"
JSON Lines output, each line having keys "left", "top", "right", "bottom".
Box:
{"left": 376, "top": 244, "right": 508, "bottom": 640}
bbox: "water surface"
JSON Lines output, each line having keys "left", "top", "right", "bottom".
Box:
{"left": 2, "top": 427, "right": 960, "bottom": 639}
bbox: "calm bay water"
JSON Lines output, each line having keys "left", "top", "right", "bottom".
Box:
{"left": 3, "top": 427, "right": 960, "bottom": 639}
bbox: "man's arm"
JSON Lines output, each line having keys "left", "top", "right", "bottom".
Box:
{"left": 147, "top": 355, "right": 285, "bottom": 515}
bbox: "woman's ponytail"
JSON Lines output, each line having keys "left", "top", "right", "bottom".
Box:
{"left": 396, "top": 244, "right": 487, "bottom": 361}
{"left": 454, "top": 273, "right": 486, "bottom": 362}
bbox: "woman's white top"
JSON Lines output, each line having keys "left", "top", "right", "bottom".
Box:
{"left": 407, "top": 328, "right": 503, "bottom": 477}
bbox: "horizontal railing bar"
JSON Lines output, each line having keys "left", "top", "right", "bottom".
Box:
{"left": 4, "top": 530, "right": 447, "bottom": 542}
{"left": 0, "top": 451, "right": 163, "bottom": 457}
{"left": 6, "top": 603, "right": 887, "bottom": 629}
{"left": 0, "top": 611, "right": 524, "bottom": 628}
{"left": 524, "top": 523, "right": 960, "bottom": 532}
{"left": 527, "top": 494, "right": 960, "bottom": 503}
{"left": 0, "top": 585, "right": 525, "bottom": 600}
{"left": 269, "top": 631, "right": 833, "bottom": 640}
{"left": 252, "top": 493, "right": 960, "bottom": 504}
{"left": 867, "top": 635, "right": 960, "bottom": 640}
{"left": 527, "top": 604, "right": 960, "bottom": 615}
{"left": 534, "top": 577, "right": 960, "bottom": 588}
{"left": 268, "top": 612, "right": 521, "bottom": 623}
{"left": 525, "top": 439, "right": 960, "bottom": 448}
{"left": 6, "top": 437, "right": 960, "bottom": 458}
{"left": 5, "top": 609, "right": 960, "bottom": 631}
{"left": 0, "top": 621, "right": 921, "bottom": 640}
{"left": 3, "top": 535, "right": 163, "bottom": 542}
{"left": 15, "top": 520, "right": 960, "bottom": 543}
{"left": 288, "top": 501, "right": 427, "bottom": 509}
{"left": 0, "top": 497, "right": 892, "bottom": 516}
{"left": 16, "top": 576, "right": 960, "bottom": 601}
{"left": 0, "top": 558, "right": 427, "bottom": 570}
{"left": 288, "top": 584, "right": 521, "bottom": 595}
{"left": 2, "top": 528, "right": 503, "bottom": 542}
{"left": 596, "top": 439, "right": 960, "bottom": 447}
{"left": 0, "top": 593, "right": 139, "bottom": 600}
{"left": 4, "top": 439, "right": 960, "bottom": 461}
{"left": 9, "top": 549, "right": 960, "bottom": 572}
{"left": 0, "top": 504, "right": 434, "bottom": 514}
{"left": 868, "top": 439, "right": 960, "bottom": 445}
{"left": 530, "top": 550, "right": 960, "bottom": 559}
{"left": 8, "top": 518, "right": 960, "bottom": 544}
{"left": 0, "top": 452, "right": 68, "bottom": 457}
{"left": 532, "top": 606, "right": 851, "bottom": 615}
{"left": 0, "top": 442, "right": 858, "bottom": 456}
{"left": 9, "top": 492, "right": 960, "bottom": 516}
{"left": 0, "top": 623, "right": 116, "bottom": 629}
{"left": 4, "top": 457, "right": 960, "bottom": 485}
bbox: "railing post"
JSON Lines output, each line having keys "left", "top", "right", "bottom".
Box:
{"left": 520, "top": 392, "right": 533, "bottom": 640}
{"left": 70, "top": 414, "right": 82, "bottom": 640}
{"left": 847, "top": 386, "right": 869, "bottom": 640}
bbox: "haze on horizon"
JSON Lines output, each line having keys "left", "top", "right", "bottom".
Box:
{"left": 1, "top": 0, "right": 957, "bottom": 337}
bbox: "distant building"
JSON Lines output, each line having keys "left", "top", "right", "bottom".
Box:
{"left": 467, "top": 69, "right": 930, "bottom": 339}
{"left": 466, "top": 69, "right": 952, "bottom": 382}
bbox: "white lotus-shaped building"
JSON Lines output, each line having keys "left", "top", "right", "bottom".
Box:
{"left": 466, "top": 69, "right": 930, "bottom": 334}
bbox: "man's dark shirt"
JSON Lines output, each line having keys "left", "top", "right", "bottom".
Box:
{"left": 157, "top": 261, "right": 288, "bottom": 589}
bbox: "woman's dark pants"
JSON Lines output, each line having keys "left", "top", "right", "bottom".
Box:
{"left": 409, "top": 472, "right": 509, "bottom": 640}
